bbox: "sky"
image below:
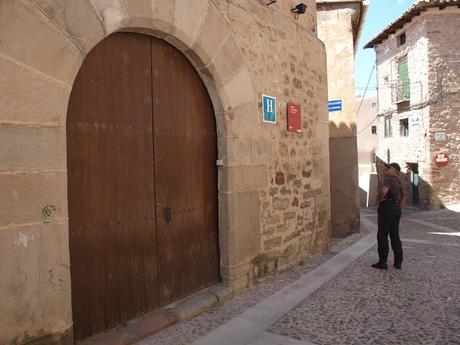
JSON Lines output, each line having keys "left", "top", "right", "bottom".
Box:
{"left": 355, "top": 0, "right": 418, "bottom": 96}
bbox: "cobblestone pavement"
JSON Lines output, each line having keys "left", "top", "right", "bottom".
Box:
{"left": 138, "top": 208, "right": 460, "bottom": 345}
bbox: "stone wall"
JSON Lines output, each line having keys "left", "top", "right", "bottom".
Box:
{"left": 426, "top": 9, "right": 460, "bottom": 207}
{"left": 0, "top": 0, "right": 329, "bottom": 343}
{"left": 374, "top": 7, "right": 460, "bottom": 208}
{"left": 374, "top": 13, "right": 430, "bottom": 206}
{"left": 317, "top": 2, "right": 361, "bottom": 236}
{"left": 213, "top": 0, "right": 330, "bottom": 284}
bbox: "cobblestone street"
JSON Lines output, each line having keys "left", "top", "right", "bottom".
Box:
{"left": 137, "top": 208, "right": 460, "bottom": 345}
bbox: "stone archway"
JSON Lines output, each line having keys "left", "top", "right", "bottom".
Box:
{"left": 0, "top": 0, "right": 256, "bottom": 343}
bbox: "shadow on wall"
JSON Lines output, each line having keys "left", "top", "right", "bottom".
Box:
{"left": 373, "top": 156, "right": 445, "bottom": 209}
{"left": 328, "top": 121, "right": 360, "bottom": 237}
{"left": 329, "top": 119, "right": 357, "bottom": 138}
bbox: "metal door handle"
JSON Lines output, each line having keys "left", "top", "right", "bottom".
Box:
{"left": 164, "top": 206, "right": 172, "bottom": 223}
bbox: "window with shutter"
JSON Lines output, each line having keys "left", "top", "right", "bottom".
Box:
{"left": 398, "top": 58, "right": 410, "bottom": 101}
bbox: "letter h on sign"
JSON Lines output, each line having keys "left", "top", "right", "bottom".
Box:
{"left": 263, "top": 95, "right": 277, "bottom": 124}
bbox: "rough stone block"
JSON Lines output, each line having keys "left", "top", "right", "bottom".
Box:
{"left": 0, "top": 125, "right": 66, "bottom": 172}
{"left": 32, "top": 0, "right": 105, "bottom": 53}
{"left": 125, "top": 0, "right": 153, "bottom": 23}
{"left": 0, "top": 171, "right": 67, "bottom": 227}
{"left": 222, "top": 136, "right": 252, "bottom": 166}
{"left": 0, "top": 221, "right": 71, "bottom": 345}
{"left": 207, "top": 36, "right": 245, "bottom": 86}
{"left": 91, "top": 0, "right": 129, "bottom": 34}
{"left": 0, "top": 56, "right": 70, "bottom": 125}
{"left": 193, "top": 3, "right": 231, "bottom": 66}
{"left": 263, "top": 236, "right": 282, "bottom": 251}
{"left": 150, "top": 0, "right": 175, "bottom": 35}
{"left": 168, "top": 292, "right": 217, "bottom": 321}
{"left": 218, "top": 69, "right": 256, "bottom": 111}
{"left": 222, "top": 102, "right": 260, "bottom": 138}
{"left": 219, "top": 191, "right": 261, "bottom": 267}
{"left": 0, "top": 0, "right": 83, "bottom": 84}
{"left": 219, "top": 165, "right": 268, "bottom": 192}
{"left": 251, "top": 138, "right": 275, "bottom": 166}
{"left": 173, "top": 0, "right": 209, "bottom": 48}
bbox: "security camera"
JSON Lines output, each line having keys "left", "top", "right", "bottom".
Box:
{"left": 291, "top": 3, "right": 307, "bottom": 14}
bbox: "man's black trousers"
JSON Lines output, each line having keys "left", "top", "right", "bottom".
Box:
{"left": 377, "top": 201, "right": 403, "bottom": 265}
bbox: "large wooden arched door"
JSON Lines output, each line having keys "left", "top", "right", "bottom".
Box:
{"left": 67, "top": 33, "right": 219, "bottom": 341}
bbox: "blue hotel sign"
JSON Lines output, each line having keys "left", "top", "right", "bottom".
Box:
{"left": 328, "top": 100, "right": 343, "bottom": 112}
{"left": 262, "top": 95, "right": 277, "bottom": 124}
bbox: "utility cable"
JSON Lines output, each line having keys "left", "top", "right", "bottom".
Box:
{"left": 356, "top": 64, "right": 378, "bottom": 134}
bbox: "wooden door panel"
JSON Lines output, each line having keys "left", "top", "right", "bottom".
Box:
{"left": 67, "top": 33, "right": 158, "bottom": 340}
{"left": 151, "top": 38, "right": 220, "bottom": 306}
{"left": 68, "top": 32, "right": 219, "bottom": 340}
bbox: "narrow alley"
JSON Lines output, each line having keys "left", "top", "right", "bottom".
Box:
{"left": 136, "top": 208, "right": 460, "bottom": 345}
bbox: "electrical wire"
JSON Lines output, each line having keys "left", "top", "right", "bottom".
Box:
{"left": 356, "top": 64, "right": 378, "bottom": 134}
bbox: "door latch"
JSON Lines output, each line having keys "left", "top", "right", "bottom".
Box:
{"left": 163, "top": 206, "right": 172, "bottom": 223}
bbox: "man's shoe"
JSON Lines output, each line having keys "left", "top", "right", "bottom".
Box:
{"left": 394, "top": 263, "right": 401, "bottom": 269}
{"left": 372, "top": 262, "right": 388, "bottom": 269}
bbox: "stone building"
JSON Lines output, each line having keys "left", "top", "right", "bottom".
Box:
{"left": 316, "top": 0, "right": 368, "bottom": 236}
{"left": 0, "top": 0, "right": 331, "bottom": 344}
{"left": 365, "top": 0, "right": 460, "bottom": 208}
{"left": 356, "top": 94, "right": 379, "bottom": 207}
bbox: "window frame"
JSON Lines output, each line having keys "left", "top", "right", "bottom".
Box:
{"left": 397, "top": 57, "right": 410, "bottom": 102}
{"left": 400, "top": 118, "right": 409, "bottom": 137}
{"left": 398, "top": 32, "right": 406, "bottom": 46}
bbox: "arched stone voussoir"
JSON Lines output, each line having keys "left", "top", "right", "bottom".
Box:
{"left": 31, "top": 0, "right": 106, "bottom": 54}
{"left": 215, "top": 69, "right": 257, "bottom": 113}
{"left": 191, "top": 2, "right": 234, "bottom": 68}
{"left": 112, "top": 0, "right": 183, "bottom": 40}
{"left": 171, "top": 0, "right": 210, "bottom": 49}
{"left": 90, "top": 0, "right": 130, "bottom": 35}
{"left": 0, "top": 0, "right": 84, "bottom": 85}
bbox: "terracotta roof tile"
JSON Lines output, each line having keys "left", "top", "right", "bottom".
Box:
{"left": 364, "top": 0, "right": 460, "bottom": 49}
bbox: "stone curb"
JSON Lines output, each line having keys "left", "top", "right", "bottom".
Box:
{"left": 78, "top": 283, "right": 233, "bottom": 345}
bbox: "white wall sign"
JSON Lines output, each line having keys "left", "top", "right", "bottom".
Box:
{"left": 411, "top": 115, "right": 420, "bottom": 126}
{"left": 435, "top": 132, "right": 446, "bottom": 141}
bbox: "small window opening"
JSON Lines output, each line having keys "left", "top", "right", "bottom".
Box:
{"left": 384, "top": 116, "right": 393, "bottom": 137}
{"left": 400, "top": 118, "right": 409, "bottom": 137}
{"left": 398, "top": 32, "right": 406, "bottom": 46}
{"left": 371, "top": 126, "right": 377, "bottom": 135}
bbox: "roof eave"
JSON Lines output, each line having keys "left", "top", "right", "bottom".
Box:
{"left": 364, "top": 0, "right": 460, "bottom": 49}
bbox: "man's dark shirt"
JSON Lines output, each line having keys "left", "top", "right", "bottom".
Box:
{"left": 383, "top": 176, "right": 403, "bottom": 201}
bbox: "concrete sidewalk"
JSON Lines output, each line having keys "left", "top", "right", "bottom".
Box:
{"left": 137, "top": 209, "right": 460, "bottom": 345}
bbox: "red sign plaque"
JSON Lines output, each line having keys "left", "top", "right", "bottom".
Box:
{"left": 287, "top": 103, "right": 301, "bottom": 133}
{"left": 434, "top": 152, "right": 449, "bottom": 168}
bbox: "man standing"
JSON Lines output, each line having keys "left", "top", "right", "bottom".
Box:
{"left": 372, "top": 163, "right": 404, "bottom": 270}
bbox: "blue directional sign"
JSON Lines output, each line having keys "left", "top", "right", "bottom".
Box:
{"left": 328, "top": 100, "right": 343, "bottom": 112}
{"left": 262, "top": 95, "right": 277, "bottom": 124}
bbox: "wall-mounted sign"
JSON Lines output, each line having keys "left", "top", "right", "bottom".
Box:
{"left": 411, "top": 115, "right": 420, "bottom": 126}
{"left": 434, "top": 152, "right": 449, "bottom": 168}
{"left": 287, "top": 103, "right": 301, "bottom": 133}
{"left": 328, "top": 100, "right": 342, "bottom": 112}
{"left": 262, "top": 95, "right": 277, "bottom": 124}
{"left": 435, "top": 132, "right": 446, "bottom": 141}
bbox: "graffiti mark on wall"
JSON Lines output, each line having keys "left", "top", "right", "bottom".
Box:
{"left": 42, "top": 204, "right": 56, "bottom": 220}
{"left": 14, "top": 232, "right": 34, "bottom": 248}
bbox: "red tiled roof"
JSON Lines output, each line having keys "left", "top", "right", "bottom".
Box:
{"left": 364, "top": 0, "right": 460, "bottom": 49}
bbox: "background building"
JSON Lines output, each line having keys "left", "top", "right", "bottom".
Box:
{"left": 0, "top": 0, "right": 331, "bottom": 343}
{"left": 365, "top": 0, "right": 460, "bottom": 208}
{"left": 316, "top": 0, "right": 368, "bottom": 236}
{"left": 356, "top": 94, "right": 379, "bottom": 207}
